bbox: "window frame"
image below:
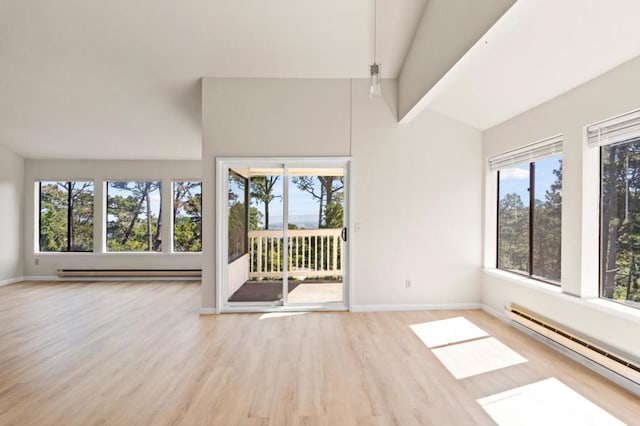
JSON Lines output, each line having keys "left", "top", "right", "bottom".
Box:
{"left": 38, "top": 180, "right": 94, "bottom": 253}
{"left": 496, "top": 160, "right": 562, "bottom": 286}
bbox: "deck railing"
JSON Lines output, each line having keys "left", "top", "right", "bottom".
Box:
{"left": 248, "top": 229, "right": 343, "bottom": 279}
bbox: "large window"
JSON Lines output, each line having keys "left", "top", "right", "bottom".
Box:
{"left": 600, "top": 138, "right": 640, "bottom": 307}
{"left": 496, "top": 149, "right": 562, "bottom": 283}
{"left": 39, "top": 181, "right": 94, "bottom": 252}
{"left": 106, "top": 181, "right": 161, "bottom": 252}
{"left": 173, "top": 181, "right": 202, "bottom": 252}
{"left": 228, "top": 171, "right": 248, "bottom": 262}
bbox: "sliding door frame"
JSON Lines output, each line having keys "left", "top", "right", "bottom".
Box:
{"left": 215, "top": 157, "right": 352, "bottom": 313}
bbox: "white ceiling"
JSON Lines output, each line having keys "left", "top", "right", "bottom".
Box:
{"left": 0, "top": 0, "right": 426, "bottom": 159}
{"left": 425, "top": 0, "right": 640, "bottom": 130}
{"left": 3, "top": 0, "right": 640, "bottom": 159}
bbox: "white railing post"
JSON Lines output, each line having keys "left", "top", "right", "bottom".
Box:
{"left": 256, "top": 236, "right": 262, "bottom": 277}
{"left": 247, "top": 229, "right": 342, "bottom": 279}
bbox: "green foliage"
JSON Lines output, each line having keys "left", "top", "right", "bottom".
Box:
{"left": 40, "top": 182, "right": 93, "bottom": 252}
{"left": 250, "top": 176, "right": 280, "bottom": 230}
{"left": 291, "top": 176, "right": 344, "bottom": 229}
{"left": 107, "top": 181, "right": 161, "bottom": 252}
{"left": 601, "top": 140, "right": 640, "bottom": 306}
{"left": 532, "top": 162, "right": 562, "bottom": 281}
{"left": 498, "top": 192, "right": 530, "bottom": 273}
{"left": 174, "top": 182, "right": 202, "bottom": 252}
{"left": 498, "top": 159, "right": 562, "bottom": 282}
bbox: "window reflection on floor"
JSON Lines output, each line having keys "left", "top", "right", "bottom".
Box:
{"left": 478, "top": 378, "right": 624, "bottom": 426}
{"left": 431, "top": 337, "right": 527, "bottom": 379}
{"left": 409, "top": 316, "right": 624, "bottom": 425}
{"left": 410, "top": 316, "right": 489, "bottom": 348}
{"left": 410, "top": 316, "right": 527, "bottom": 379}
{"left": 259, "top": 312, "right": 309, "bottom": 320}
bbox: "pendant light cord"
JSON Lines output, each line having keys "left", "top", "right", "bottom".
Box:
{"left": 373, "top": 0, "right": 377, "bottom": 63}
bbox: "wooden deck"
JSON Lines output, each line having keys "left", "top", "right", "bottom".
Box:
{"left": 0, "top": 280, "right": 638, "bottom": 425}
{"left": 229, "top": 280, "right": 343, "bottom": 303}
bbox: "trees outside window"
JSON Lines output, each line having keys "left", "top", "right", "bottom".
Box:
{"left": 173, "top": 181, "right": 202, "bottom": 252}
{"left": 39, "top": 181, "right": 94, "bottom": 252}
{"left": 497, "top": 155, "right": 562, "bottom": 283}
{"left": 106, "top": 181, "right": 161, "bottom": 252}
{"left": 291, "top": 176, "right": 344, "bottom": 229}
{"left": 601, "top": 138, "right": 640, "bottom": 307}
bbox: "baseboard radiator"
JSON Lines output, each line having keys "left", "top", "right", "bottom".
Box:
{"left": 508, "top": 304, "right": 640, "bottom": 386}
{"left": 57, "top": 269, "right": 202, "bottom": 278}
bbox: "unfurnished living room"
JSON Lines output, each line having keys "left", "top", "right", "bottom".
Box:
{"left": 1, "top": 0, "right": 640, "bottom": 424}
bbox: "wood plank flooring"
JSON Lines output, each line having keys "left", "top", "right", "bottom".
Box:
{"left": 0, "top": 281, "right": 637, "bottom": 425}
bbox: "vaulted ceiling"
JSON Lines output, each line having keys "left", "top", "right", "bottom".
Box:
{"left": 1, "top": 0, "right": 640, "bottom": 160}
{"left": 0, "top": 0, "right": 425, "bottom": 159}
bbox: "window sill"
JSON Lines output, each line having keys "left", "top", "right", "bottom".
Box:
{"left": 585, "top": 298, "right": 640, "bottom": 324}
{"left": 483, "top": 268, "right": 562, "bottom": 295}
{"left": 34, "top": 252, "right": 95, "bottom": 256}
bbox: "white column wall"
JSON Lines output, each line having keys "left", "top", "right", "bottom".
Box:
{"left": 0, "top": 146, "right": 24, "bottom": 284}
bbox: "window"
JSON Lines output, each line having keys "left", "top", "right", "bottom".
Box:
{"left": 106, "top": 181, "right": 161, "bottom": 252}
{"left": 39, "top": 181, "right": 94, "bottom": 252}
{"left": 493, "top": 136, "right": 563, "bottom": 283}
{"left": 228, "top": 171, "right": 248, "bottom": 262}
{"left": 589, "top": 109, "right": 640, "bottom": 308}
{"left": 173, "top": 181, "right": 202, "bottom": 252}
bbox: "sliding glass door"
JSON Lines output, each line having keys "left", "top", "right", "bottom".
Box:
{"left": 218, "top": 159, "right": 349, "bottom": 311}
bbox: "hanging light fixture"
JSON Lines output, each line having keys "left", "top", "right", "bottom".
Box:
{"left": 369, "top": 0, "right": 382, "bottom": 97}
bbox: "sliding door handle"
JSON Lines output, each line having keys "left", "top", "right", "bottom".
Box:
{"left": 341, "top": 227, "right": 347, "bottom": 242}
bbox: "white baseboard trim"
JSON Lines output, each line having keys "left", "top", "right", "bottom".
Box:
{"left": 351, "top": 303, "right": 481, "bottom": 312}
{"left": 199, "top": 307, "right": 218, "bottom": 315}
{"left": 23, "top": 275, "right": 201, "bottom": 282}
{"left": 0, "top": 276, "right": 24, "bottom": 287}
{"left": 23, "top": 275, "right": 61, "bottom": 281}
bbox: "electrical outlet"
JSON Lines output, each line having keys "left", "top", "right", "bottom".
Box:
{"left": 34, "top": 258, "right": 39, "bottom": 266}
{"left": 405, "top": 279, "right": 411, "bottom": 288}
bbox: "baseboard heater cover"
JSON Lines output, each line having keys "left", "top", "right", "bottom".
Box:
{"left": 507, "top": 304, "right": 640, "bottom": 386}
{"left": 57, "top": 269, "right": 202, "bottom": 278}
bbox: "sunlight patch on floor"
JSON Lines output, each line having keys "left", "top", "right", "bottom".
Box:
{"left": 432, "top": 337, "right": 527, "bottom": 379}
{"left": 259, "top": 312, "right": 309, "bottom": 320}
{"left": 478, "top": 377, "right": 624, "bottom": 425}
{"left": 409, "top": 316, "right": 489, "bottom": 348}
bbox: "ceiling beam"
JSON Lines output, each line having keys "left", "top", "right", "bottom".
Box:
{"left": 397, "top": 0, "right": 515, "bottom": 124}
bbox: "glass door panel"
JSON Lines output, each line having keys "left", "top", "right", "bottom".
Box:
{"left": 285, "top": 167, "right": 345, "bottom": 304}
{"left": 227, "top": 166, "right": 285, "bottom": 305}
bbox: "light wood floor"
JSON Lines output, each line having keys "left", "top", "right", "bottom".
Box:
{"left": 0, "top": 281, "right": 637, "bottom": 425}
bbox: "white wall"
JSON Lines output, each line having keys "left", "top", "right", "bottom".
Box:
{"left": 482, "top": 56, "right": 640, "bottom": 359}
{"left": 0, "top": 146, "right": 24, "bottom": 284}
{"left": 24, "top": 159, "right": 202, "bottom": 277}
{"left": 201, "top": 78, "right": 483, "bottom": 311}
{"left": 351, "top": 79, "right": 482, "bottom": 307}
{"left": 228, "top": 254, "right": 249, "bottom": 298}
